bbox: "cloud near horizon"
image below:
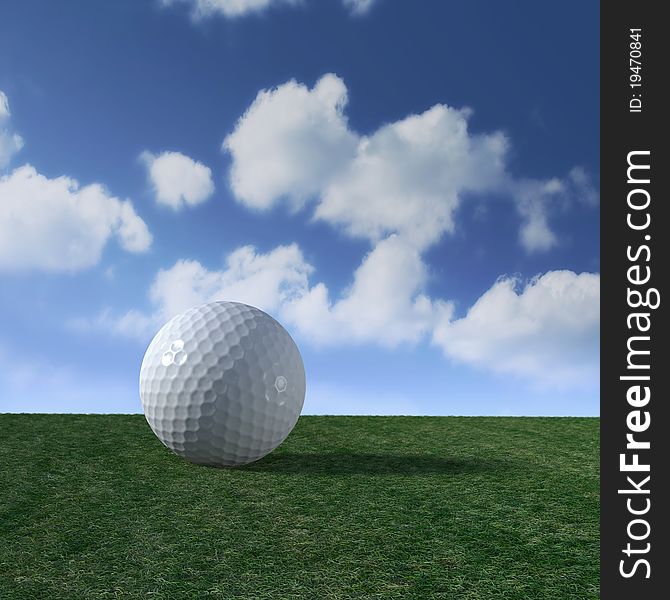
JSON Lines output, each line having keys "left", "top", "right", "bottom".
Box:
{"left": 79, "top": 239, "right": 598, "bottom": 389}
{"left": 433, "top": 270, "right": 600, "bottom": 387}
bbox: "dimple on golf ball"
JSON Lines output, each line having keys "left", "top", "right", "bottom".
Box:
{"left": 139, "top": 301, "right": 306, "bottom": 467}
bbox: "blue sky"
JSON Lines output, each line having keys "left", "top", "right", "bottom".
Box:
{"left": 0, "top": 0, "right": 599, "bottom": 416}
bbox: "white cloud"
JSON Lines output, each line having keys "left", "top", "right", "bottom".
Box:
{"left": 223, "top": 74, "right": 357, "bottom": 210}
{"left": 0, "top": 91, "right": 24, "bottom": 169}
{"left": 568, "top": 166, "right": 599, "bottom": 206}
{"left": 224, "top": 74, "right": 595, "bottom": 253}
{"left": 514, "top": 178, "right": 563, "bottom": 253}
{"left": 342, "top": 0, "right": 377, "bottom": 16}
{"left": 433, "top": 270, "right": 600, "bottom": 387}
{"left": 81, "top": 239, "right": 598, "bottom": 389}
{"left": 150, "top": 243, "right": 313, "bottom": 319}
{"left": 87, "top": 237, "right": 448, "bottom": 348}
{"left": 282, "top": 235, "right": 451, "bottom": 346}
{"left": 161, "top": 0, "right": 375, "bottom": 19}
{"left": 512, "top": 168, "right": 599, "bottom": 253}
{"left": 162, "top": 0, "right": 303, "bottom": 18}
{"left": 316, "top": 105, "right": 508, "bottom": 249}
{"left": 0, "top": 132, "right": 23, "bottom": 169}
{"left": 0, "top": 165, "right": 152, "bottom": 272}
{"left": 225, "top": 75, "right": 509, "bottom": 250}
{"left": 79, "top": 243, "right": 314, "bottom": 339}
{"left": 149, "top": 237, "right": 447, "bottom": 347}
{"left": 141, "top": 150, "right": 214, "bottom": 210}
{"left": 0, "top": 91, "right": 10, "bottom": 119}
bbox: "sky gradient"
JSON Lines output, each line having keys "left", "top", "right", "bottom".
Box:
{"left": 0, "top": 0, "right": 600, "bottom": 415}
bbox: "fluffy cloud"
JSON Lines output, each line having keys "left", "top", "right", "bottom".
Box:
{"left": 159, "top": 244, "right": 596, "bottom": 387}
{"left": 126, "top": 237, "right": 446, "bottom": 346}
{"left": 141, "top": 150, "right": 214, "bottom": 210}
{"left": 433, "top": 270, "right": 600, "bottom": 387}
{"left": 85, "top": 237, "right": 598, "bottom": 388}
{"left": 316, "top": 105, "right": 508, "bottom": 249}
{"left": 0, "top": 91, "right": 24, "bottom": 168}
{"left": 223, "top": 75, "right": 357, "bottom": 210}
{"left": 149, "top": 243, "right": 313, "bottom": 320}
{"left": 282, "top": 235, "right": 451, "bottom": 345}
{"left": 224, "top": 74, "right": 596, "bottom": 252}
{"left": 0, "top": 165, "right": 152, "bottom": 271}
{"left": 93, "top": 238, "right": 448, "bottom": 348}
{"left": 83, "top": 244, "right": 313, "bottom": 338}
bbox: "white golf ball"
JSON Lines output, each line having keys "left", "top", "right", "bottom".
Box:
{"left": 139, "top": 301, "right": 306, "bottom": 467}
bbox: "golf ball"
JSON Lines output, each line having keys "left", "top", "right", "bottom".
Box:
{"left": 139, "top": 301, "right": 306, "bottom": 467}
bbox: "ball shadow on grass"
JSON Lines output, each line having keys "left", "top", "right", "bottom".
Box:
{"left": 243, "top": 452, "right": 514, "bottom": 476}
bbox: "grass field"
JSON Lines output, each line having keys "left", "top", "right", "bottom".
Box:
{"left": 0, "top": 415, "right": 598, "bottom": 599}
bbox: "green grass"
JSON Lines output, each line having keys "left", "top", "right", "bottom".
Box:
{"left": 0, "top": 415, "right": 598, "bottom": 599}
